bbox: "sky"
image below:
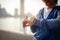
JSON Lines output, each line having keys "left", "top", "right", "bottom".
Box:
{"left": 24, "top": 0, "right": 45, "bottom": 15}
{"left": 0, "top": 0, "right": 45, "bottom": 16}
{"left": 0, "top": 0, "right": 60, "bottom": 16}
{"left": 0, "top": 0, "right": 20, "bottom": 15}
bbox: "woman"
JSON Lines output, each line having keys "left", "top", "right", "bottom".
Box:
{"left": 23, "top": 0, "right": 60, "bottom": 40}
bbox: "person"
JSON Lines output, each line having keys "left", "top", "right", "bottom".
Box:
{"left": 23, "top": 0, "right": 60, "bottom": 40}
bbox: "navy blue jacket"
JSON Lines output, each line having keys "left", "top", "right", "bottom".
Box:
{"left": 31, "top": 6, "right": 60, "bottom": 40}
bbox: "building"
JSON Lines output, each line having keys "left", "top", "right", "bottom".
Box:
{"left": 14, "top": 8, "right": 18, "bottom": 17}
{"left": 0, "top": 4, "right": 12, "bottom": 17}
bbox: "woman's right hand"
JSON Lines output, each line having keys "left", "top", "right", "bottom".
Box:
{"left": 23, "top": 16, "right": 36, "bottom": 28}
{"left": 23, "top": 16, "right": 29, "bottom": 28}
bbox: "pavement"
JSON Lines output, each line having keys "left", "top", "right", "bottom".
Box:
{"left": 0, "top": 30, "right": 33, "bottom": 40}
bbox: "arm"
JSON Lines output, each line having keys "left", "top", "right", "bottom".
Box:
{"left": 30, "top": 9, "right": 43, "bottom": 33}
{"left": 30, "top": 25, "right": 38, "bottom": 33}
{"left": 34, "top": 11, "right": 60, "bottom": 30}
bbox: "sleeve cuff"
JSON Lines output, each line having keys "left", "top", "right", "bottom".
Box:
{"left": 34, "top": 19, "right": 43, "bottom": 26}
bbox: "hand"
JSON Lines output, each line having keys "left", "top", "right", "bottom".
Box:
{"left": 23, "top": 16, "right": 36, "bottom": 28}
{"left": 27, "top": 20, "right": 34, "bottom": 26}
{"left": 23, "top": 20, "right": 34, "bottom": 27}
{"left": 27, "top": 16, "right": 36, "bottom": 26}
{"left": 23, "top": 20, "right": 28, "bottom": 28}
{"left": 30, "top": 16, "right": 36, "bottom": 21}
{"left": 23, "top": 16, "right": 28, "bottom": 28}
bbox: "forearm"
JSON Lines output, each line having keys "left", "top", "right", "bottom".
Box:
{"left": 34, "top": 17, "right": 60, "bottom": 30}
{"left": 43, "top": 18, "right": 60, "bottom": 30}
{"left": 30, "top": 25, "right": 38, "bottom": 33}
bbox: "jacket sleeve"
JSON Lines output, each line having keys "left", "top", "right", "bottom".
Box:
{"left": 30, "top": 9, "right": 43, "bottom": 33}
{"left": 43, "top": 12, "right": 60, "bottom": 30}
{"left": 30, "top": 25, "right": 38, "bottom": 33}
{"left": 34, "top": 11, "right": 60, "bottom": 31}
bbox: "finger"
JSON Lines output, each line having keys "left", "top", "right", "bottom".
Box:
{"left": 30, "top": 16, "right": 36, "bottom": 19}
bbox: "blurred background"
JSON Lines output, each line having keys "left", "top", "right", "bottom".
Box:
{"left": 0, "top": 0, "right": 60, "bottom": 35}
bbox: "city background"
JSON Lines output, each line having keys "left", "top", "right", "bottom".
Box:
{"left": 0, "top": 0, "right": 60, "bottom": 35}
